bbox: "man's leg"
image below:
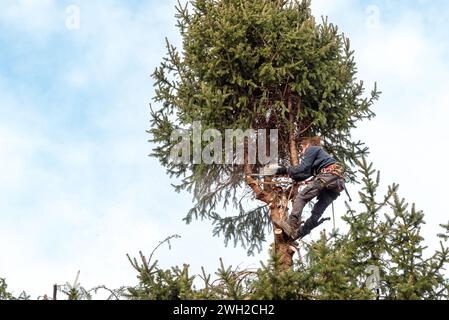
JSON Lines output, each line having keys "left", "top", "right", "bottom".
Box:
{"left": 274, "top": 182, "right": 321, "bottom": 239}
{"left": 298, "top": 189, "right": 339, "bottom": 238}
{"left": 289, "top": 183, "right": 321, "bottom": 229}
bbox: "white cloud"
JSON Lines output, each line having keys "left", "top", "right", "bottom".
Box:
{"left": 0, "top": 1, "right": 264, "bottom": 291}
{"left": 0, "top": 0, "right": 61, "bottom": 34}
{"left": 65, "top": 69, "right": 89, "bottom": 88}
{"left": 0, "top": 81, "right": 46, "bottom": 195}
{"left": 354, "top": 15, "right": 445, "bottom": 86}
{"left": 310, "top": 0, "right": 356, "bottom": 18}
{"left": 1, "top": 0, "right": 449, "bottom": 298}
{"left": 0, "top": 128, "right": 34, "bottom": 192}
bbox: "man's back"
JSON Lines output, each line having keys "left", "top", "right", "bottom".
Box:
{"left": 288, "top": 146, "right": 336, "bottom": 182}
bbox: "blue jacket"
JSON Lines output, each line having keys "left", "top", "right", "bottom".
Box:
{"left": 277, "top": 146, "right": 336, "bottom": 182}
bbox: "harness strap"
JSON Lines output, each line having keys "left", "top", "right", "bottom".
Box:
{"left": 320, "top": 163, "right": 345, "bottom": 178}
{"left": 318, "top": 163, "right": 352, "bottom": 201}
{"left": 316, "top": 174, "right": 340, "bottom": 189}
{"left": 344, "top": 185, "right": 353, "bottom": 202}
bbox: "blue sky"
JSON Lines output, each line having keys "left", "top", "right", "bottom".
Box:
{"left": 1, "top": 0, "right": 449, "bottom": 298}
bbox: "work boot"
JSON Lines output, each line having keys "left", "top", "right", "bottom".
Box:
{"left": 295, "top": 226, "right": 309, "bottom": 240}
{"left": 273, "top": 219, "right": 299, "bottom": 240}
{"left": 289, "top": 240, "right": 300, "bottom": 252}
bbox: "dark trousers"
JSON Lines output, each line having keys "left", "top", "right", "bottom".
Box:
{"left": 289, "top": 173, "right": 345, "bottom": 237}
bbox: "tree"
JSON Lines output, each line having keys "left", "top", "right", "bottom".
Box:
{"left": 296, "top": 158, "right": 449, "bottom": 300}
{"left": 0, "top": 278, "right": 14, "bottom": 300}
{"left": 3, "top": 159, "right": 449, "bottom": 301}
{"left": 127, "top": 159, "right": 449, "bottom": 300}
{"left": 0, "top": 278, "right": 29, "bottom": 300}
{"left": 149, "top": 0, "right": 379, "bottom": 268}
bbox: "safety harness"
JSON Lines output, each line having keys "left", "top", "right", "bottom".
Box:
{"left": 320, "top": 163, "right": 345, "bottom": 178}
{"left": 317, "top": 163, "right": 352, "bottom": 202}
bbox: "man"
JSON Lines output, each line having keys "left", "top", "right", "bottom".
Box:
{"left": 270, "top": 136, "right": 345, "bottom": 241}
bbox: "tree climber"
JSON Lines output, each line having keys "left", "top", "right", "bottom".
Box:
{"left": 265, "top": 136, "right": 346, "bottom": 241}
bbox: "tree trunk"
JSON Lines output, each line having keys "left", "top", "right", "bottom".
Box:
{"left": 273, "top": 94, "right": 301, "bottom": 269}
{"left": 276, "top": 94, "right": 302, "bottom": 268}
{"left": 244, "top": 93, "right": 301, "bottom": 270}
{"left": 288, "top": 95, "right": 300, "bottom": 167}
{"left": 269, "top": 190, "right": 296, "bottom": 269}
{"left": 245, "top": 172, "right": 295, "bottom": 270}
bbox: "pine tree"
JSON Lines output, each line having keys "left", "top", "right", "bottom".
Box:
{"left": 0, "top": 278, "right": 14, "bottom": 300}
{"left": 127, "top": 159, "right": 449, "bottom": 300}
{"left": 149, "top": 0, "right": 379, "bottom": 268}
{"left": 383, "top": 195, "right": 449, "bottom": 299}
{"left": 296, "top": 158, "right": 449, "bottom": 300}
{"left": 0, "top": 278, "right": 29, "bottom": 300}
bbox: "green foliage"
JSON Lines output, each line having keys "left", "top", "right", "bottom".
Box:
{"left": 212, "top": 205, "right": 272, "bottom": 254}
{"left": 2, "top": 158, "right": 448, "bottom": 300}
{"left": 249, "top": 254, "right": 309, "bottom": 299}
{"left": 0, "top": 274, "right": 125, "bottom": 301}
{"left": 337, "top": 158, "right": 449, "bottom": 299}
{"left": 0, "top": 278, "right": 29, "bottom": 300}
{"left": 126, "top": 234, "right": 198, "bottom": 300}
{"left": 127, "top": 253, "right": 196, "bottom": 300}
{"left": 0, "top": 278, "right": 14, "bottom": 300}
{"left": 57, "top": 271, "right": 92, "bottom": 300}
{"left": 127, "top": 159, "right": 449, "bottom": 300}
{"left": 150, "top": 0, "right": 380, "bottom": 255}
{"left": 42, "top": 271, "right": 126, "bottom": 300}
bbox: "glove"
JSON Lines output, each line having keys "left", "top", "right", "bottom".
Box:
{"left": 276, "top": 166, "right": 288, "bottom": 175}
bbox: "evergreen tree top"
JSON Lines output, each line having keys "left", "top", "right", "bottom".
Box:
{"left": 150, "top": 0, "right": 380, "bottom": 254}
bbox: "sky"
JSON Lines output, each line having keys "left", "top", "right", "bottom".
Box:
{"left": 0, "top": 0, "right": 448, "bottom": 298}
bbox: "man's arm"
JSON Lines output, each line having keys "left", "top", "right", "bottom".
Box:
{"left": 276, "top": 147, "right": 318, "bottom": 182}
